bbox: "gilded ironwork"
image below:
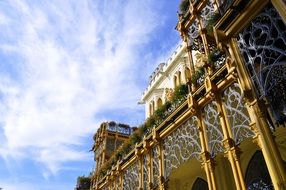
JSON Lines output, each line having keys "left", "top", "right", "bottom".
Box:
{"left": 188, "top": 19, "right": 200, "bottom": 44}
{"left": 152, "top": 146, "right": 160, "bottom": 187}
{"left": 200, "top": 0, "right": 216, "bottom": 28}
{"left": 115, "top": 177, "right": 121, "bottom": 190}
{"left": 143, "top": 154, "right": 149, "bottom": 190}
{"left": 163, "top": 116, "right": 201, "bottom": 178}
{"left": 237, "top": 4, "right": 286, "bottom": 123}
{"left": 203, "top": 101, "right": 224, "bottom": 156}
{"left": 123, "top": 161, "right": 140, "bottom": 190}
{"left": 222, "top": 83, "right": 254, "bottom": 144}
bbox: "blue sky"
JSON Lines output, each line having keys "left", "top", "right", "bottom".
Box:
{"left": 0, "top": 0, "right": 181, "bottom": 189}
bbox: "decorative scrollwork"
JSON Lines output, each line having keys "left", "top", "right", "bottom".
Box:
{"left": 110, "top": 182, "right": 115, "bottom": 190}
{"left": 203, "top": 101, "right": 224, "bottom": 157}
{"left": 222, "top": 83, "right": 254, "bottom": 144}
{"left": 123, "top": 161, "right": 139, "bottom": 190}
{"left": 115, "top": 177, "right": 121, "bottom": 190}
{"left": 200, "top": 0, "right": 216, "bottom": 28}
{"left": 188, "top": 19, "right": 200, "bottom": 44}
{"left": 143, "top": 154, "right": 149, "bottom": 190}
{"left": 163, "top": 116, "right": 201, "bottom": 178}
{"left": 152, "top": 146, "right": 160, "bottom": 187}
{"left": 237, "top": 4, "right": 286, "bottom": 123}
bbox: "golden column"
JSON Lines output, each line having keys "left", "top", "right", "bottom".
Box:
{"left": 215, "top": 91, "right": 246, "bottom": 190}
{"left": 229, "top": 38, "right": 286, "bottom": 190}
{"left": 196, "top": 108, "right": 218, "bottom": 190}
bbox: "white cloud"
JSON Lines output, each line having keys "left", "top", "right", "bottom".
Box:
{"left": 0, "top": 0, "right": 164, "bottom": 177}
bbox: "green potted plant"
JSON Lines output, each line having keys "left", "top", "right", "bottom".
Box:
{"left": 179, "top": 0, "right": 190, "bottom": 14}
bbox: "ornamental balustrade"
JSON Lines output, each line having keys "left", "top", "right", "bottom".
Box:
{"left": 96, "top": 78, "right": 257, "bottom": 189}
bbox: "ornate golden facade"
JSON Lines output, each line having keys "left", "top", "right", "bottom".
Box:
{"left": 91, "top": 0, "right": 286, "bottom": 189}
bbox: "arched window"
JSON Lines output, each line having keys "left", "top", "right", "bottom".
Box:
{"left": 192, "top": 178, "right": 208, "bottom": 190}
{"left": 157, "top": 98, "right": 163, "bottom": 108}
{"left": 149, "top": 103, "right": 153, "bottom": 116}
{"left": 177, "top": 71, "right": 182, "bottom": 85}
{"left": 173, "top": 75, "right": 178, "bottom": 88}
{"left": 150, "top": 100, "right": 155, "bottom": 116}
{"left": 185, "top": 67, "right": 191, "bottom": 82}
{"left": 245, "top": 151, "right": 273, "bottom": 190}
{"left": 149, "top": 101, "right": 154, "bottom": 116}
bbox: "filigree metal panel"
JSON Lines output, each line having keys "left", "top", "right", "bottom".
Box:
{"left": 188, "top": 19, "right": 200, "bottom": 44}
{"left": 203, "top": 101, "right": 224, "bottom": 157}
{"left": 123, "top": 161, "right": 140, "bottom": 190}
{"left": 97, "top": 142, "right": 104, "bottom": 156}
{"left": 143, "top": 154, "right": 149, "bottom": 190}
{"left": 115, "top": 177, "right": 121, "bottom": 190}
{"left": 152, "top": 146, "right": 160, "bottom": 187}
{"left": 237, "top": 4, "right": 286, "bottom": 123}
{"left": 222, "top": 83, "right": 254, "bottom": 144}
{"left": 110, "top": 182, "right": 115, "bottom": 190}
{"left": 200, "top": 0, "right": 216, "bottom": 28}
{"left": 163, "top": 116, "right": 201, "bottom": 178}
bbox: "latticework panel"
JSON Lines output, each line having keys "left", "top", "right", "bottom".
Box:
{"left": 188, "top": 19, "right": 200, "bottom": 44}
{"left": 222, "top": 83, "right": 254, "bottom": 144}
{"left": 203, "top": 101, "right": 224, "bottom": 157}
{"left": 163, "top": 116, "right": 201, "bottom": 178}
{"left": 152, "top": 146, "right": 160, "bottom": 188}
{"left": 143, "top": 154, "right": 149, "bottom": 190}
{"left": 123, "top": 161, "right": 140, "bottom": 190}
{"left": 110, "top": 181, "right": 115, "bottom": 190}
{"left": 200, "top": 0, "right": 216, "bottom": 28}
{"left": 97, "top": 141, "right": 104, "bottom": 156}
{"left": 237, "top": 3, "right": 286, "bottom": 123}
{"left": 115, "top": 176, "right": 121, "bottom": 190}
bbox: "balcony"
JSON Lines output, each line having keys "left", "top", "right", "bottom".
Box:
{"left": 92, "top": 47, "right": 244, "bottom": 189}
{"left": 91, "top": 1, "right": 286, "bottom": 189}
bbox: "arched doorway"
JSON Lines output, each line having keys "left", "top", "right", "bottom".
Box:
{"left": 192, "top": 178, "right": 208, "bottom": 190}
{"left": 245, "top": 151, "right": 273, "bottom": 190}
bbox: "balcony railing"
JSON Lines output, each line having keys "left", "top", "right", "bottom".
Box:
{"left": 94, "top": 52, "right": 232, "bottom": 182}
{"left": 93, "top": 56, "right": 257, "bottom": 190}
